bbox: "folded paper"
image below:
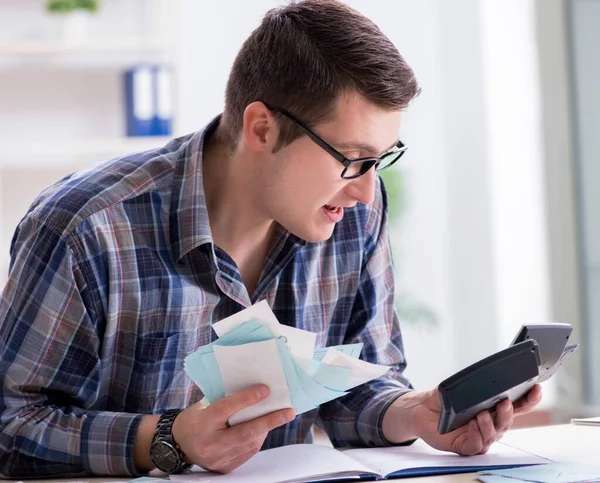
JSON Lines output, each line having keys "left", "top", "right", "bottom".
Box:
{"left": 184, "top": 303, "right": 391, "bottom": 424}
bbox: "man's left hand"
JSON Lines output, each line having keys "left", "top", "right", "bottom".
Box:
{"left": 382, "top": 384, "right": 542, "bottom": 456}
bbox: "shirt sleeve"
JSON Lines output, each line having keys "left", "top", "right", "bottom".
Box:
{"left": 317, "top": 177, "right": 414, "bottom": 448}
{"left": 0, "top": 216, "right": 143, "bottom": 478}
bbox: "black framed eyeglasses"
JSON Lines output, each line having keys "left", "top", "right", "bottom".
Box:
{"left": 264, "top": 103, "right": 407, "bottom": 179}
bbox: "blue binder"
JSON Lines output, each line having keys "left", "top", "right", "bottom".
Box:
{"left": 124, "top": 65, "right": 155, "bottom": 136}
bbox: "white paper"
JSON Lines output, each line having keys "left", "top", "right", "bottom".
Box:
{"left": 213, "top": 301, "right": 280, "bottom": 334}
{"left": 169, "top": 444, "right": 373, "bottom": 483}
{"left": 344, "top": 439, "right": 550, "bottom": 477}
{"left": 213, "top": 339, "right": 292, "bottom": 425}
{"left": 212, "top": 301, "right": 316, "bottom": 360}
{"left": 322, "top": 348, "right": 390, "bottom": 388}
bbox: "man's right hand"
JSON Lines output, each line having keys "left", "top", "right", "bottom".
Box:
{"left": 171, "top": 385, "right": 296, "bottom": 474}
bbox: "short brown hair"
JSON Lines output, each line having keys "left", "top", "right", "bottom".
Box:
{"left": 220, "top": 0, "right": 421, "bottom": 150}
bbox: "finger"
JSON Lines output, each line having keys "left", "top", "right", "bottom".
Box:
{"left": 513, "top": 384, "right": 542, "bottom": 415}
{"left": 227, "top": 408, "right": 296, "bottom": 448}
{"left": 476, "top": 411, "right": 497, "bottom": 449}
{"left": 210, "top": 385, "right": 270, "bottom": 424}
{"left": 479, "top": 444, "right": 492, "bottom": 455}
{"left": 494, "top": 400, "right": 514, "bottom": 434}
{"left": 455, "top": 419, "right": 484, "bottom": 456}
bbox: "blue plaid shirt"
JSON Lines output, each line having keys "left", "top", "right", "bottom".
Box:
{"left": 0, "top": 117, "right": 411, "bottom": 478}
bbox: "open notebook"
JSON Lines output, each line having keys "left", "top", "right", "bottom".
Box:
{"left": 169, "top": 439, "right": 550, "bottom": 483}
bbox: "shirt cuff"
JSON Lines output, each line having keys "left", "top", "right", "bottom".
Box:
{"left": 81, "top": 411, "right": 144, "bottom": 476}
{"left": 356, "top": 388, "right": 417, "bottom": 447}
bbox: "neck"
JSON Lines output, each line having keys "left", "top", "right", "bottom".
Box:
{"left": 202, "top": 130, "right": 276, "bottom": 262}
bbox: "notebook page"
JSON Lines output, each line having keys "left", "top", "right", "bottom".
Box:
{"left": 170, "top": 444, "right": 376, "bottom": 483}
{"left": 343, "top": 439, "right": 550, "bottom": 477}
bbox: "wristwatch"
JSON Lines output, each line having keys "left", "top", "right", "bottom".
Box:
{"left": 149, "top": 409, "right": 191, "bottom": 474}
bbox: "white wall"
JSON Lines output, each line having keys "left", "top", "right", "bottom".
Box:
{"left": 175, "top": 0, "right": 282, "bottom": 132}
{"left": 480, "top": 0, "right": 551, "bottom": 346}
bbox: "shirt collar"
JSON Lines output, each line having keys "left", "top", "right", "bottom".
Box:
{"left": 170, "top": 115, "right": 306, "bottom": 264}
{"left": 170, "top": 115, "right": 220, "bottom": 261}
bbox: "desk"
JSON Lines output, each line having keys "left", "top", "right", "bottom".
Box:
{"left": 2, "top": 424, "right": 597, "bottom": 483}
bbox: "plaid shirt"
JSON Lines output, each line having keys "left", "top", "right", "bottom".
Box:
{"left": 0, "top": 117, "right": 411, "bottom": 479}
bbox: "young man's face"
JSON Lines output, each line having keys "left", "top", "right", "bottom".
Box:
{"left": 253, "top": 94, "right": 402, "bottom": 243}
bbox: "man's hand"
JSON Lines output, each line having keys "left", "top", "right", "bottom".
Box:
{"left": 171, "top": 385, "right": 296, "bottom": 473}
{"left": 382, "top": 384, "right": 542, "bottom": 456}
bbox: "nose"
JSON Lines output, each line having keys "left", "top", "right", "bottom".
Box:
{"left": 345, "top": 167, "right": 377, "bottom": 205}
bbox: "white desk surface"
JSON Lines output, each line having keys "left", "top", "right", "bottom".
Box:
{"left": 2, "top": 423, "right": 597, "bottom": 483}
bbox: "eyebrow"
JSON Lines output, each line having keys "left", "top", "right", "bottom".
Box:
{"left": 333, "top": 139, "right": 400, "bottom": 156}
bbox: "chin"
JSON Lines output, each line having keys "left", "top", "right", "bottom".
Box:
{"left": 290, "top": 225, "right": 335, "bottom": 244}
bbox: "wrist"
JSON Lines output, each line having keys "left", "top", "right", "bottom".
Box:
{"left": 149, "top": 409, "right": 191, "bottom": 474}
{"left": 382, "top": 390, "right": 429, "bottom": 444}
{"left": 134, "top": 414, "right": 161, "bottom": 473}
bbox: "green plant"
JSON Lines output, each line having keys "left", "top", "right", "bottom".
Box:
{"left": 46, "top": 0, "right": 99, "bottom": 14}
{"left": 379, "top": 169, "right": 406, "bottom": 225}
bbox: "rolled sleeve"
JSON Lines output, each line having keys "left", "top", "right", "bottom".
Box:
{"left": 81, "top": 412, "right": 143, "bottom": 476}
{"left": 355, "top": 384, "right": 413, "bottom": 447}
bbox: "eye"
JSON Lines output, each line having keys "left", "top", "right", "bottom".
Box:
{"left": 342, "top": 150, "right": 364, "bottom": 160}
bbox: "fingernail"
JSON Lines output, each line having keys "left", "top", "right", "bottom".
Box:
{"left": 256, "top": 385, "right": 269, "bottom": 398}
{"left": 283, "top": 410, "right": 296, "bottom": 423}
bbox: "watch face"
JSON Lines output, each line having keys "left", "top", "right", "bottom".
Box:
{"left": 150, "top": 441, "right": 180, "bottom": 473}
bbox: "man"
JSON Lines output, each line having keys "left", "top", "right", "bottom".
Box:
{"left": 0, "top": 0, "right": 541, "bottom": 478}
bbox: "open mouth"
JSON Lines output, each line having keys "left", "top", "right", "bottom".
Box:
{"left": 323, "top": 204, "right": 341, "bottom": 214}
{"left": 322, "top": 204, "right": 344, "bottom": 223}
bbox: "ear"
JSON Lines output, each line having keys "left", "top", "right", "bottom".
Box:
{"left": 242, "top": 102, "right": 279, "bottom": 153}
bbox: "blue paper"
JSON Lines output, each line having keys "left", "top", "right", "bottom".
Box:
{"left": 184, "top": 320, "right": 276, "bottom": 403}
{"left": 275, "top": 338, "right": 318, "bottom": 414}
{"left": 478, "top": 477, "right": 519, "bottom": 483}
{"left": 288, "top": 349, "right": 349, "bottom": 408}
{"left": 213, "top": 319, "right": 276, "bottom": 346}
{"left": 187, "top": 351, "right": 225, "bottom": 403}
{"left": 184, "top": 320, "right": 364, "bottom": 415}
{"left": 479, "top": 463, "right": 600, "bottom": 483}
{"left": 311, "top": 361, "right": 352, "bottom": 391}
{"left": 313, "top": 342, "right": 364, "bottom": 361}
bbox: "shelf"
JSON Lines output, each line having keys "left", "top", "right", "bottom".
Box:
{"left": 1, "top": 136, "right": 173, "bottom": 167}
{"left": 0, "top": 38, "right": 171, "bottom": 56}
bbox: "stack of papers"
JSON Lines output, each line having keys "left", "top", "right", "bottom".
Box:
{"left": 183, "top": 301, "right": 390, "bottom": 425}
